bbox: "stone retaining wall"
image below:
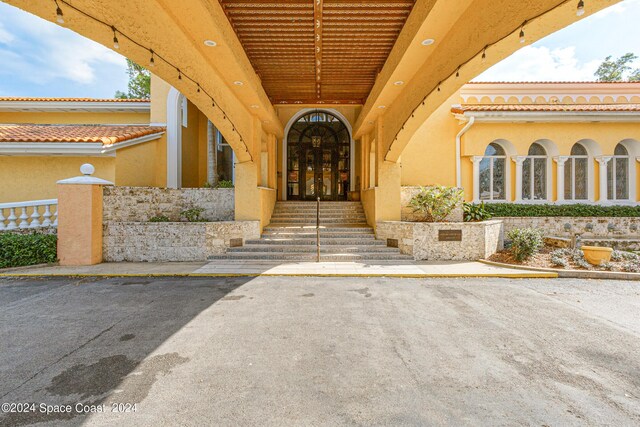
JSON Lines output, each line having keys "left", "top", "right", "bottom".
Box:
{"left": 103, "top": 186, "right": 234, "bottom": 223}
{"left": 499, "top": 216, "right": 639, "bottom": 238}
{"left": 376, "top": 220, "right": 503, "bottom": 261}
{"left": 103, "top": 221, "right": 260, "bottom": 262}
{"left": 401, "top": 186, "right": 463, "bottom": 222}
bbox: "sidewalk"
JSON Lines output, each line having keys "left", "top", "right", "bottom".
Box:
{"left": 0, "top": 260, "right": 556, "bottom": 278}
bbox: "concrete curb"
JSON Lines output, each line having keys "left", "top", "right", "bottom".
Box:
{"left": 0, "top": 271, "right": 557, "bottom": 279}
{"left": 479, "top": 259, "right": 640, "bottom": 281}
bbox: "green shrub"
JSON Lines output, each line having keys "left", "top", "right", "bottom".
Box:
{"left": 0, "top": 233, "right": 57, "bottom": 268}
{"left": 149, "top": 215, "right": 171, "bottom": 222}
{"left": 485, "top": 203, "right": 640, "bottom": 217}
{"left": 181, "top": 206, "right": 207, "bottom": 222}
{"left": 408, "top": 186, "right": 463, "bottom": 222}
{"left": 507, "top": 228, "right": 543, "bottom": 262}
{"left": 463, "top": 202, "right": 492, "bottom": 222}
{"left": 216, "top": 180, "right": 234, "bottom": 189}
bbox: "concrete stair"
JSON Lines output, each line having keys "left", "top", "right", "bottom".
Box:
{"left": 210, "top": 201, "right": 412, "bottom": 262}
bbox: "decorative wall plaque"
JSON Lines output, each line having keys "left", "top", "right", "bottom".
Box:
{"left": 229, "top": 238, "right": 243, "bottom": 247}
{"left": 438, "top": 230, "right": 462, "bottom": 242}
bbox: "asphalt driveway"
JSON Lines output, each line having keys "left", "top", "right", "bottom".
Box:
{"left": 1, "top": 276, "right": 639, "bottom": 426}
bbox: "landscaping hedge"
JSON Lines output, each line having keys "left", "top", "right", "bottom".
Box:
{"left": 484, "top": 203, "right": 640, "bottom": 218}
{"left": 0, "top": 233, "right": 57, "bottom": 268}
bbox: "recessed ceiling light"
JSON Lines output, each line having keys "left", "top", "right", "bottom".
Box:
{"left": 368, "top": 121, "right": 374, "bottom": 125}
{"left": 421, "top": 38, "right": 435, "bottom": 46}
{"left": 204, "top": 40, "right": 217, "bottom": 47}
{"left": 394, "top": 80, "right": 404, "bottom": 86}
{"left": 250, "top": 104, "right": 259, "bottom": 109}
{"left": 378, "top": 105, "right": 386, "bottom": 109}
{"left": 233, "top": 81, "right": 243, "bottom": 86}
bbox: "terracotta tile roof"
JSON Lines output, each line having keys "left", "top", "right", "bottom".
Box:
{"left": 0, "top": 97, "right": 149, "bottom": 102}
{"left": 0, "top": 124, "right": 165, "bottom": 146}
{"left": 452, "top": 104, "right": 640, "bottom": 114}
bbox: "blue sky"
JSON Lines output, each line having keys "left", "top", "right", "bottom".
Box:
{"left": 0, "top": 1, "right": 639, "bottom": 97}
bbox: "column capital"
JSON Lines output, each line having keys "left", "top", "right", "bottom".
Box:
{"left": 512, "top": 156, "right": 527, "bottom": 165}
{"left": 553, "top": 156, "right": 570, "bottom": 165}
{"left": 57, "top": 164, "right": 113, "bottom": 186}
{"left": 471, "top": 156, "right": 484, "bottom": 165}
{"left": 596, "top": 156, "right": 613, "bottom": 165}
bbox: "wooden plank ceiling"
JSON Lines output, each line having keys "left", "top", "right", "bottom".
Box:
{"left": 219, "top": 0, "right": 415, "bottom": 105}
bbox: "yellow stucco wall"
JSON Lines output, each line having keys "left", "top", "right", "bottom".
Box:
{"left": 401, "top": 91, "right": 460, "bottom": 188}
{"left": 0, "top": 156, "right": 115, "bottom": 203}
{"left": 150, "top": 74, "right": 171, "bottom": 124}
{"left": 115, "top": 138, "right": 166, "bottom": 187}
{"left": 0, "top": 111, "right": 149, "bottom": 124}
{"left": 181, "top": 100, "right": 203, "bottom": 188}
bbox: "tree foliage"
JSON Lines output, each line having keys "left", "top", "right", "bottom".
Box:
{"left": 594, "top": 53, "right": 640, "bottom": 82}
{"left": 115, "top": 59, "right": 151, "bottom": 99}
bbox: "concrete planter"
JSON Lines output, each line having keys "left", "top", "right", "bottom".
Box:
{"left": 581, "top": 246, "right": 613, "bottom": 266}
{"left": 376, "top": 220, "right": 504, "bottom": 261}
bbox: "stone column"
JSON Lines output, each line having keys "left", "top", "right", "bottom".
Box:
{"left": 56, "top": 164, "right": 113, "bottom": 266}
{"left": 513, "top": 156, "right": 527, "bottom": 202}
{"left": 554, "top": 156, "right": 569, "bottom": 203}
{"left": 596, "top": 156, "right": 612, "bottom": 203}
{"left": 471, "top": 156, "right": 483, "bottom": 202}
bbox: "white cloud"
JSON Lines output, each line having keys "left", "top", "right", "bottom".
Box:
{"left": 0, "top": 21, "right": 13, "bottom": 44}
{"left": 474, "top": 46, "right": 605, "bottom": 82}
{"left": 0, "top": 3, "right": 126, "bottom": 86}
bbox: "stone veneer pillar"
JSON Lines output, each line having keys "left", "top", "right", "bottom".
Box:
{"left": 57, "top": 164, "right": 113, "bottom": 266}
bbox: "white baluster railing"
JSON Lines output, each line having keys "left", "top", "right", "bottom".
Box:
{"left": 0, "top": 199, "right": 58, "bottom": 230}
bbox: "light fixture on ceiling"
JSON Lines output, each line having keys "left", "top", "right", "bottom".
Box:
{"left": 421, "top": 38, "right": 435, "bottom": 46}
{"left": 149, "top": 50, "right": 155, "bottom": 67}
{"left": 378, "top": 105, "right": 386, "bottom": 109}
{"left": 576, "top": 0, "right": 585, "bottom": 16}
{"left": 250, "top": 104, "right": 259, "bottom": 109}
{"left": 519, "top": 22, "right": 526, "bottom": 44}
{"left": 394, "top": 81, "right": 404, "bottom": 86}
{"left": 234, "top": 81, "right": 244, "bottom": 86}
{"left": 204, "top": 40, "right": 217, "bottom": 47}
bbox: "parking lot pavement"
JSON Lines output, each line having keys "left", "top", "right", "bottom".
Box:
{"left": 1, "top": 276, "right": 639, "bottom": 426}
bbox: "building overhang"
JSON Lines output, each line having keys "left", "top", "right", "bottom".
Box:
{"left": 453, "top": 111, "right": 640, "bottom": 123}
{"left": 0, "top": 100, "right": 151, "bottom": 113}
{"left": 0, "top": 132, "right": 164, "bottom": 156}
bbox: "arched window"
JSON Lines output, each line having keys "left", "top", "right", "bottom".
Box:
{"left": 479, "top": 143, "right": 506, "bottom": 201}
{"left": 608, "top": 143, "right": 630, "bottom": 201}
{"left": 565, "top": 143, "right": 589, "bottom": 201}
{"left": 522, "top": 143, "right": 547, "bottom": 201}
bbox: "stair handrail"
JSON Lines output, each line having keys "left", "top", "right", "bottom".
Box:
{"left": 316, "top": 196, "right": 320, "bottom": 262}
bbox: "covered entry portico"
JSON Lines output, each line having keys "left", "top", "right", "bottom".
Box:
{"left": 4, "top": 0, "right": 621, "bottom": 228}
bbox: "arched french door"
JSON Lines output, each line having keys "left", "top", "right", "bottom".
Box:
{"left": 286, "top": 111, "right": 351, "bottom": 201}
